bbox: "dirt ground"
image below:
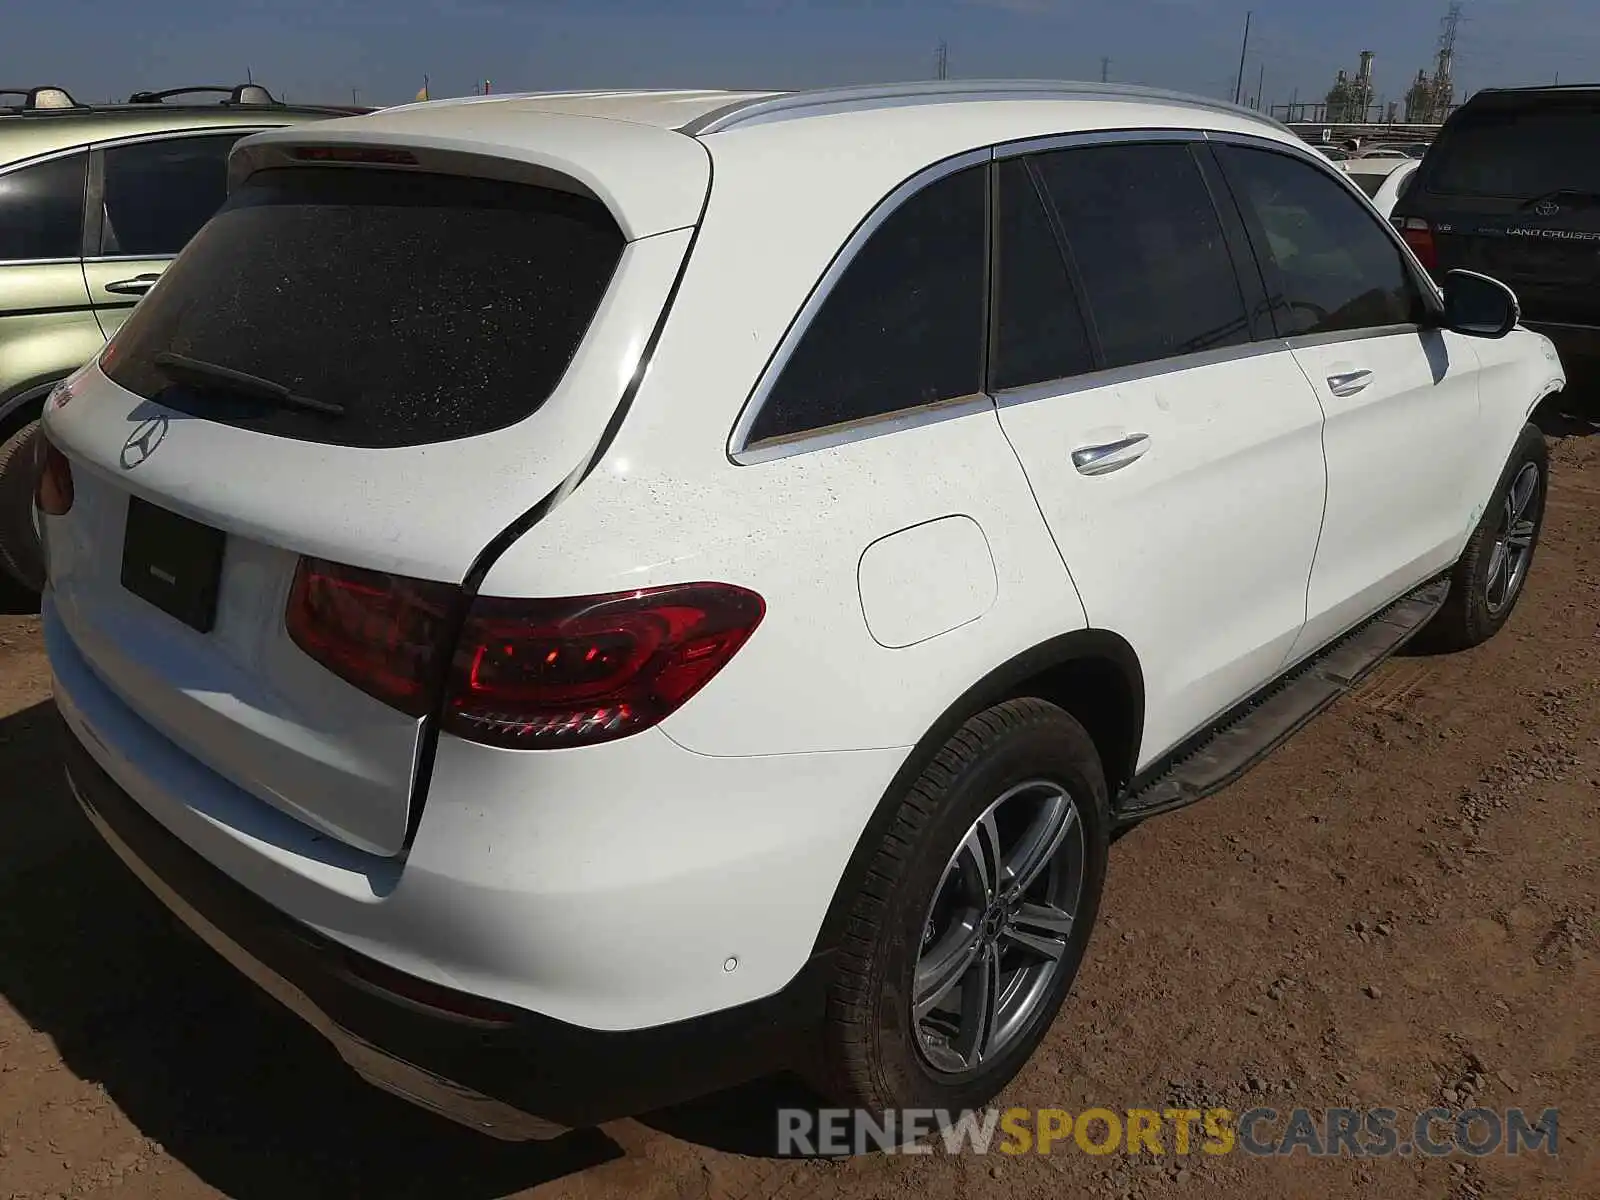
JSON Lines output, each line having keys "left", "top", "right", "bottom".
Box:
{"left": 2, "top": 407, "right": 1599, "bottom": 1200}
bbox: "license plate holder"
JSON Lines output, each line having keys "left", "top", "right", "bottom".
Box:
{"left": 120, "top": 496, "right": 226, "bottom": 633}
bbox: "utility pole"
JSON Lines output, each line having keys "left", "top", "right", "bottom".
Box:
{"left": 352, "top": 88, "right": 359, "bottom": 106}
{"left": 1100, "top": 56, "right": 1111, "bottom": 83}
{"left": 1256, "top": 62, "right": 1265, "bottom": 110}
{"left": 246, "top": 66, "right": 254, "bottom": 84}
{"left": 1232, "top": 10, "right": 1252, "bottom": 105}
{"left": 936, "top": 40, "right": 948, "bottom": 81}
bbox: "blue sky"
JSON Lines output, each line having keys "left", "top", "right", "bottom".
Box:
{"left": 10, "top": 0, "right": 1598, "bottom": 110}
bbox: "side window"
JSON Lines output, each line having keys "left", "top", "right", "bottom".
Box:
{"left": 1032, "top": 143, "right": 1251, "bottom": 371}
{"left": 990, "top": 157, "right": 1095, "bottom": 391}
{"left": 100, "top": 133, "right": 246, "bottom": 257}
{"left": 0, "top": 152, "right": 87, "bottom": 262}
{"left": 1216, "top": 144, "right": 1429, "bottom": 337}
{"left": 746, "top": 164, "right": 987, "bottom": 446}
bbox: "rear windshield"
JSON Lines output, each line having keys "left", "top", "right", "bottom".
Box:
{"left": 103, "top": 167, "right": 626, "bottom": 448}
{"left": 1428, "top": 105, "right": 1600, "bottom": 198}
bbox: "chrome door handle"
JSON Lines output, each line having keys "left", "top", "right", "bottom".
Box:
{"left": 1326, "top": 369, "right": 1373, "bottom": 397}
{"left": 1072, "top": 433, "right": 1151, "bottom": 476}
{"left": 104, "top": 274, "right": 160, "bottom": 296}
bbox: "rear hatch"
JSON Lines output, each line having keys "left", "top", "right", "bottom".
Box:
{"left": 43, "top": 113, "right": 707, "bottom": 856}
{"left": 1403, "top": 95, "right": 1600, "bottom": 325}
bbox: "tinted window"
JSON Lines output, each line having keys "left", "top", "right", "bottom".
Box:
{"left": 0, "top": 153, "right": 86, "bottom": 261}
{"left": 1348, "top": 172, "right": 1386, "bottom": 199}
{"left": 1429, "top": 106, "right": 1600, "bottom": 198}
{"left": 991, "top": 158, "right": 1095, "bottom": 391}
{"left": 747, "top": 165, "right": 986, "bottom": 445}
{"left": 101, "top": 134, "right": 245, "bottom": 256}
{"left": 103, "top": 167, "right": 625, "bottom": 449}
{"left": 1219, "top": 145, "right": 1428, "bottom": 337}
{"left": 1033, "top": 143, "right": 1250, "bottom": 371}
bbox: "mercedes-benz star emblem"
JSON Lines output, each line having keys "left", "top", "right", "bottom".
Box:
{"left": 121, "top": 415, "right": 170, "bottom": 470}
{"left": 1534, "top": 200, "right": 1560, "bottom": 218}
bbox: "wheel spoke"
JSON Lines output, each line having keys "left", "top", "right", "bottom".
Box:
{"left": 1509, "top": 465, "right": 1539, "bottom": 524}
{"left": 913, "top": 919, "right": 984, "bottom": 1020}
{"left": 954, "top": 942, "right": 1003, "bottom": 1068}
{"left": 1003, "top": 901, "right": 1073, "bottom": 960}
{"left": 959, "top": 812, "right": 1004, "bottom": 906}
{"left": 1001, "top": 790, "right": 1076, "bottom": 896}
{"left": 1507, "top": 518, "right": 1536, "bottom": 551}
{"left": 1485, "top": 541, "right": 1509, "bottom": 606}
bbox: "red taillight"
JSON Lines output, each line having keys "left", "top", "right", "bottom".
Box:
{"left": 285, "top": 560, "right": 764, "bottom": 749}
{"left": 34, "top": 432, "right": 74, "bottom": 517}
{"left": 444, "top": 583, "right": 766, "bottom": 748}
{"left": 1400, "top": 218, "right": 1437, "bottom": 271}
{"left": 286, "top": 558, "right": 459, "bottom": 717}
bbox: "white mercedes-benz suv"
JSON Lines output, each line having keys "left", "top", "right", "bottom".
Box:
{"left": 38, "top": 81, "right": 1564, "bottom": 1139}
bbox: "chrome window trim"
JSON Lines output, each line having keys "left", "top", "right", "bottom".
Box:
{"left": 992, "top": 338, "right": 1289, "bottom": 411}
{"left": 82, "top": 252, "right": 177, "bottom": 265}
{"left": 994, "top": 126, "right": 1206, "bottom": 159}
{"left": 89, "top": 125, "right": 278, "bottom": 152}
{"left": 1284, "top": 323, "right": 1428, "bottom": 351}
{"left": 1201, "top": 129, "right": 1447, "bottom": 316}
{"left": 726, "top": 146, "right": 993, "bottom": 465}
{"left": 733, "top": 394, "right": 995, "bottom": 465}
{"left": 0, "top": 145, "right": 90, "bottom": 267}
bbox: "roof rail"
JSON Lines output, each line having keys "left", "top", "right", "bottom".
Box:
{"left": 128, "top": 84, "right": 280, "bottom": 106}
{"left": 680, "top": 79, "right": 1290, "bottom": 137}
{"left": 0, "top": 85, "right": 84, "bottom": 112}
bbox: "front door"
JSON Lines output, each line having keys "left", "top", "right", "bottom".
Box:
{"left": 989, "top": 141, "right": 1328, "bottom": 767}
{"left": 83, "top": 131, "right": 254, "bottom": 339}
{"left": 1213, "top": 141, "right": 1485, "bottom": 660}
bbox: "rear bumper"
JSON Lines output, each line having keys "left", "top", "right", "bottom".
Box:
{"left": 61, "top": 724, "right": 832, "bottom": 1136}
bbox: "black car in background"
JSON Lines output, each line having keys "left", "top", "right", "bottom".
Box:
{"left": 1393, "top": 85, "right": 1600, "bottom": 372}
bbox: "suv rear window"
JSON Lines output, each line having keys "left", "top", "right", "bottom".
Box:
{"left": 103, "top": 167, "right": 626, "bottom": 448}
{"left": 1428, "top": 105, "right": 1600, "bottom": 198}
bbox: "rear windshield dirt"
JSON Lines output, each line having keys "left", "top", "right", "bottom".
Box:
{"left": 103, "top": 167, "right": 626, "bottom": 448}
{"left": 1428, "top": 105, "right": 1600, "bottom": 198}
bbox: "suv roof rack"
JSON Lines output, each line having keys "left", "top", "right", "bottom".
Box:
{"left": 0, "top": 85, "right": 85, "bottom": 113}
{"left": 680, "top": 79, "right": 1289, "bottom": 137}
{"left": 127, "top": 84, "right": 281, "bottom": 107}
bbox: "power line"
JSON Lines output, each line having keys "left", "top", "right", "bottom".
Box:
{"left": 1232, "top": 11, "right": 1252, "bottom": 106}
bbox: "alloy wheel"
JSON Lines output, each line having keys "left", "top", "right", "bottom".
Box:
{"left": 912, "top": 779, "right": 1086, "bottom": 1076}
{"left": 1485, "top": 461, "right": 1540, "bottom": 616}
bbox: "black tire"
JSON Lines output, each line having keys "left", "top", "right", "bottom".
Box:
{"left": 1419, "top": 421, "right": 1548, "bottom": 653}
{"left": 0, "top": 419, "right": 45, "bottom": 595}
{"left": 820, "top": 698, "right": 1110, "bottom": 1116}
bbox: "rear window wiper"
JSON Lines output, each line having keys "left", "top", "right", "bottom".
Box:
{"left": 152, "top": 352, "right": 345, "bottom": 418}
{"left": 1517, "top": 188, "right": 1600, "bottom": 211}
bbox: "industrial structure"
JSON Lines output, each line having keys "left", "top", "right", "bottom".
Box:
{"left": 1271, "top": 1, "right": 1465, "bottom": 144}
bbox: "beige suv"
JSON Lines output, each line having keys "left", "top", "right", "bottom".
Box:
{"left": 0, "top": 84, "right": 359, "bottom": 594}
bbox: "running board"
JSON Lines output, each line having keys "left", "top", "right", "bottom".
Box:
{"left": 1115, "top": 577, "right": 1450, "bottom": 822}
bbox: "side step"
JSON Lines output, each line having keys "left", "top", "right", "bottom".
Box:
{"left": 1115, "top": 577, "right": 1450, "bottom": 823}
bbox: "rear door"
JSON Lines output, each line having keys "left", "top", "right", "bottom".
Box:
{"left": 991, "top": 138, "right": 1328, "bottom": 765}
{"left": 0, "top": 149, "right": 101, "bottom": 405}
{"left": 82, "top": 130, "right": 259, "bottom": 339}
{"left": 1409, "top": 99, "right": 1600, "bottom": 328}
{"left": 1213, "top": 139, "right": 1483, "bottom": 661}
